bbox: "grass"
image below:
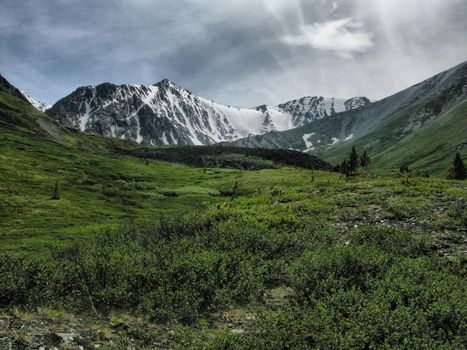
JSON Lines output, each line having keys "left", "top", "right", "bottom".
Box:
{"left": 1, "top": 89, "right": 467, "bottom": 349}
{"left": 0, "top": 127, "right": 329, "bottom": 251}
{"left": 322, "top": 98, "right": 467, "bottom": 175}
{"left": 226, "top": 63, "right": 467, "bottom": 177}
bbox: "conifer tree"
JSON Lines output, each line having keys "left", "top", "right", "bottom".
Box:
{"left": 348, "top": 146, "right": 359, "bottom": 174}
{"left": 399, "top": 164, "right": 410, "bottom": 174}
{"left": 340, "top": 159, "right": 351, "bottom": 179}
{"left": 360, "top": 150, "right": 370, "bottom": 170}
{"left": 448, "top": 152, "right": 466, "bottom": 180}
{"left": 232, "top": 180, "right": 239, "bottom": 196}
{"left": 51, "top": 181, "right": 60, "bottom": 200}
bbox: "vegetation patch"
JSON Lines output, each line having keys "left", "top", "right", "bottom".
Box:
{"left": 0, "top": 90, "right": 466, "bottom": 348}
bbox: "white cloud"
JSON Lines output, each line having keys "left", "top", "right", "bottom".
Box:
{"left": 2, "top": 0, "right": 467, "bottom": 106}
{"left": 331, "top": 1, "right": 340, "bottom": 13}
{"left": 282, "top": 18, "right": 374, "bottom": 58}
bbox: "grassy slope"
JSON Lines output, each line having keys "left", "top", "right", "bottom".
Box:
{"left": 225, "top": 62, "right": 467, "bottom": 175}
{"left": 1, "top": 87, "right": 467, "bottom": 349}
{"left": 0, "top": 91, "right": 323, "bottom": 251}
{"left": 2, "top": 160, "right": 467, "bottom": 348}
{"left": 323, "top": 98, "right": 467, "bottom": 174}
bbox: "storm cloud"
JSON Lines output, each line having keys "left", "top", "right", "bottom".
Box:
{"left": 1, "top": 0, "right": 466, "bottom": 106}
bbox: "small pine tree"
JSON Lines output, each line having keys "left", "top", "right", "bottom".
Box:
{"left": 399, "top": 164, "right": 410, "bottom": 174}
{"left": 232, "top": 181, "right": 239, "bottom": 196}
{"left": 51, "top": 181, "right": 60, "bottom": 200}
{"left": 360, "top": 150, "right": 370, "bottom": 170}
{"left": 348, "top": 146, "right": 359, "bottom": 174}
{"left": 340, "top": 159, "right": 351, "bottom": 179}
{"left": 448, "top": 152, "right": 466, "bottom": 180}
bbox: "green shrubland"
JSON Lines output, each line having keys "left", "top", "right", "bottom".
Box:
{"left": 1, "top": 89, "right": 466, "bottom": 348}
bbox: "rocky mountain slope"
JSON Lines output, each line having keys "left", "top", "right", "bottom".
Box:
{"left": 0, "top": 75, "right": 29, "bottom": 102}
{"left": 225, "top": 61, "right": 467, "bottom": 174}
{"left": 46, "top": 79, "right": 369, "bottom": 145}
{"left": 0, "top": 74, "right": 67, "bottom": 142}
{"left": 0, "top": 73, "right": 331, "bottom": 172}
{"left": 21, "top": 91, "right": 51, "bottom": 112}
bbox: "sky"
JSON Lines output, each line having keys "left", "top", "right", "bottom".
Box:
{"left": 1, "top": 0, "right": 467, "bottom": 107}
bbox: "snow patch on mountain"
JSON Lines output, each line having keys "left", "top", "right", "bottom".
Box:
{"left": 47, "top": 79, "right": 371, "bottom": 146}
{"left": 302, "top": 133, "right": 316, "bottom": 149}
{"left": 327, "top": 137, "right": 340, "bottom": 149}
{"left": 21, "top": 91, "right": 51, "bottom": 112}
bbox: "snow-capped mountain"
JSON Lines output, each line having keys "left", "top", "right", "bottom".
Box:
{"left": 276, "top": 96, "right": 370, "bottom": 126}
{"left": 21, "top": 91, "right": 51, "bottom": 112}
{"left": 224, "top": 60, "right": 467, "bottom": 169}
{"left": 47, "top": 79, "right": 370, "bottom": 145}
{"left": 344, "top": 97, "right": 371, "bottom": 111}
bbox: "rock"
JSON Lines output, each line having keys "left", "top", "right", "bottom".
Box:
{"left": 55, "top": 332, "right": 75, "bottom": 342}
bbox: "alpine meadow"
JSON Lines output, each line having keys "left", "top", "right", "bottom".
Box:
{"left": 1, "top": 1, "right": 466, "bottom": 349}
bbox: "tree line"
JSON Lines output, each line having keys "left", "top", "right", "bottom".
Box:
{"left": 338, "top": 147, "right": 465, "bottom": 180}
{"left": 338, "top": 146, "right": 370, "bottom": 178}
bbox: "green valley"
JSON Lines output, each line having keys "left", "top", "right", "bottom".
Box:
{"left": 0, "top": 74, "right": 466, "bottom": 349}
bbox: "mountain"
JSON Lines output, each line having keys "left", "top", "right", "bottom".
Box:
{"left": 0, "top": 74, "right": 74, "bottom": 144}
{"left": 20, "top": 91, "right": 51, "bottom": 112}
{"left": 0, "top": 74, "right": 52, "bottom": 114}
{"left": 46, "top": 79, "right": 369, "bottom": 145}
{"left": 225, "top": 61, "right": 467, "bottom": 174}
{"left": 0, "top": 74, "right": 29, "bottom": 102}
{"left": 0, "top": 73, "right": 332, "bottom": 171}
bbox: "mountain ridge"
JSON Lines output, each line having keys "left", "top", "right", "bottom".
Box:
{"left": 46, "top": 78, "right": 369, "bottom": 145}
{"left": 224, "top": 60, "right": 467, "bottom": 174}
{"left": 20, "top": 90, "right": 51, "bottom": 112}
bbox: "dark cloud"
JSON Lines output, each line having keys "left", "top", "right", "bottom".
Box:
{"left": 1, "top": 0, "right": 466, "bottom": 106}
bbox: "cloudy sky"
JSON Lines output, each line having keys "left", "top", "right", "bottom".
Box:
{"left": 1, "top": 0, "right": 467, "bottom": 107}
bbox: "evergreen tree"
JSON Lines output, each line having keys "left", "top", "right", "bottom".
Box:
{"left": 360, "top": 150, "right": 370, "bottom": 170}
{"left": 448, "top": 152, "right": 466, "bottom": 180}
{"left": 340, "top": 159, "right": 351, "bottom": 179}
{"left": 232, "top": 181, "right": 239, "bottom": 196}
{"left": 348, "top": 146, "right": 359, "bottom": 174}
{"left": 399, "top": 164, "right": 410, "bottom": 174}
{"left": 51, "top": 181, "right": 60, "bottom": 200}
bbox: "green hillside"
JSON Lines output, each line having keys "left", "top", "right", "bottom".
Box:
{"left": 324, "top": 96, "right": 467, "bottom": 174}
{"left": 0, "top": 85, "right": 329, "bottom": 251}
{"left": 225, "top": 61, "right": 467, "bottom": 176}
{"left": 1, "top": 76, "right": 466, "bottom": 349}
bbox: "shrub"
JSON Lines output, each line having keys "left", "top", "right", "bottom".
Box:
{"left": 349, "top": 226, "right": 429, "bottom": 257}
{"left": 289, "top": 245, "right": 390, "bottom": 300}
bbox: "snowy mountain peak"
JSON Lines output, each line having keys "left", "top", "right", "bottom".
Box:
{"left": 20, "top": 91, "right": 51, "bottom": 112}
{"left": 155, "top": 79, "right": 189, "bottom": 92}
{"left": 47, "top": 81, "right": 371, "bottom": 146}
{"left": 156, "top": 78, "right": 175, "bottom": 87}
{"left": 344, "top": 97, "right": 371, "bottom": 111}
{"left": 276, "top": 96, "right": 347, "bottom": 125}
{"left": 255, "top": 104, "right": 268, "bottom": 113}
